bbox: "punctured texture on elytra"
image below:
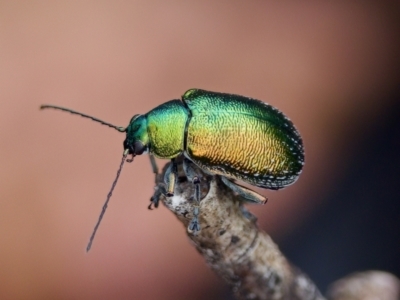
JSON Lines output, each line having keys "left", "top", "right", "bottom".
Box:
{"left": 183, "top": 89, "right": 304, "bottom": 190}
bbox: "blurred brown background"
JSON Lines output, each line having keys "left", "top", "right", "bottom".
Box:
{"left": 0, "top": 1, "right": 399, "bottom": 299}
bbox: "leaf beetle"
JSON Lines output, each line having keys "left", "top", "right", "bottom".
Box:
{"left": 41, "top": 88, "right": 304, "bottom": 251}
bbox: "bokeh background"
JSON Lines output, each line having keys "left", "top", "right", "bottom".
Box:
{"left": 1, "top": 1, "right": 399, "bottom": 299}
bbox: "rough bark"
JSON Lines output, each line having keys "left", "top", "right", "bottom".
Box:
{"left": 156, "top": 160, "right": 325, "bottom": 300}
{"left": 154, "top": 160, "right": 400, "bottom": 299}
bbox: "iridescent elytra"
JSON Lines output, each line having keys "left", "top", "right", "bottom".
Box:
{"left": 41, "top": 89, "right": 304, "bottom": 251}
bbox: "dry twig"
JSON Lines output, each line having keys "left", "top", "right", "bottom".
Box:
{"left": 156, "top": 160, "right": 325, "bottom": 300}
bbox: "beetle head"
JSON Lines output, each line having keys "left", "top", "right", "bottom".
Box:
{"left": 124, "top": 114, "right": 149, "bottom": 157}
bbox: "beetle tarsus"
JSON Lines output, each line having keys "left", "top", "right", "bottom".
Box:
{"left": 188, "top": 215, "right": 201, "bottom": 234}
{"left": 148, "top": 184, "right": 165, "bottom": 210}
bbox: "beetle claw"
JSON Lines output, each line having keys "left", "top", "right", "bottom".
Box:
{"left": 188, "top": 217, "right": 201, "bottom": 235}
{"left": 148, "top": 195, "right": 161, "bottom": 210}
{"left": 149, "top": 184, "right": 165, "bottom": 210}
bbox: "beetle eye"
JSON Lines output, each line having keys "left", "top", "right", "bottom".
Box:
{"left": 134, "top": 141, "right": 146, "bottom": 155}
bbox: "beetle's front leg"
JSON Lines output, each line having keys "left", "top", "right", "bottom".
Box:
{"left": 164, "top": 158, "right": 178, "bottom": 196}
{"left": 183, "top": 158, "right": 201, "bottom": 235}
{"left": 149, "top": 154, "right": 159, "bottom": 185}
{"left": 148, "top": 156, "right": 174, "bottom": 210}
{"left": 148, "top": 183, "right": 166, "bottom": 210}
{"left": 149, "top": 154, "right": 162, "bottom": 210}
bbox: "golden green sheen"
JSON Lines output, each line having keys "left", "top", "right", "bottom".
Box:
{"left": 147, "top": 100, "right": 188, "bottom": 159}
{"left": 183, "top": 90, "right": 303, "bottom": 189}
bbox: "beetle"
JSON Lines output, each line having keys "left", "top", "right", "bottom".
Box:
{"left": 41, "top": 88, "right": 304, "bottom": 251}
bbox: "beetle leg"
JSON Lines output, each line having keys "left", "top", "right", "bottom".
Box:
{"left": 240, "top": 205, "right": 258, "bottom": 223}
{"left": 164, "top": 159, "right": 178, "bottom": 196}
{"left": 149, "top": 158, "right": 178, "bottom": 209}
{"left": 220, "top": 176, "right": 267, "bottom": 204}
{"left": 182, "top": 158, "right": 196, "bottom": 183}
{"left": 149, "top": 154, "right": 159, "bottom": 185}
{"left": 183, "top": 159, "right": 201, "bottom": 234}
{"left": 187, "top": 177, "right": 201, "bottom": 234}
{"left": 148, "top": 184, "right": 166, "bottom": 210}
{"left": 148, "top": 154, "right": 163, "bottom": 210}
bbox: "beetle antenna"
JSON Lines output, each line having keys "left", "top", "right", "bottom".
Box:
{"left": 40, "top": 105, "right": 126, "bottom": 132}
{"left": 86, "top": 149, "right": 130, "bottom": 252}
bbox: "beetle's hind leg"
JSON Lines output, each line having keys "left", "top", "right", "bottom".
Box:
{"left": 183, "top": 158, "right": 202, "bottom": 235}
{"left": 239, "top": 205, "right": 258, "bottom": 223}
{"left": 220, "top": 176, "right": 267, "bottom": 205}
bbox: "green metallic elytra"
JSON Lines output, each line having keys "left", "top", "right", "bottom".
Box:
{"left": 40, "top": 88, "right": 304, "bottom": 250}
{"left": 183, "top": 89, "right": 303, "bottom": 189}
